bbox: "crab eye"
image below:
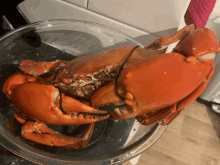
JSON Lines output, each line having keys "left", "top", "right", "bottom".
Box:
{"left": 198, "top": 52, "right": 216, "bottom": 60}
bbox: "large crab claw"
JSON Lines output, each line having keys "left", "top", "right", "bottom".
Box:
{"left": 90, "top": 52, "right": 215, "bottom": 125}
{"left": 3, "top": 72, "right": 109, "bottom": 148}
{"left": 3, "top": 73, "right": 109, "bottom": 125}
{"left": 90, "top": 26, "right": 219, "bottom": 126}
{"left": 10, "top": 83, "right": 109, "bottom": 125}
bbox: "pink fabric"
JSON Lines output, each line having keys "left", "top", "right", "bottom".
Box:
{"left": 188, "top": 0, "right": 216, "bottom": 28}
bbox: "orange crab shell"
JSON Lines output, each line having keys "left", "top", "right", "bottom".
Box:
{"left": 55, "top": 46, "right": 166, "bottom": 80}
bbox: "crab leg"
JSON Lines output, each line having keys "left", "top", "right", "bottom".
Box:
{"left": 19, "top": 59, "right": 68, "bottom": 76}
{"left": 137, "top": 65, "right": 215, "bottom": 125}
{"left": 2, "top": 72, "right": 37, "bottom": 98}
{"left": 20, "top": 120, "right": 94, "bottom": 149}
{"left": 136, "top": 104, "right": 177, "bottom": 125}
{"left": 146, "top": 24, "right": 195, "bottom": 49}
{"left": 14, "top": 112, "right": 27, "bottom": 124}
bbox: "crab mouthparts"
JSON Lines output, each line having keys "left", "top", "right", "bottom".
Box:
{"left": 70, "top": 112, "right": 108, "bottom": 120}
{"left": 98, "top": 103, "right": 134, "bottom": 119}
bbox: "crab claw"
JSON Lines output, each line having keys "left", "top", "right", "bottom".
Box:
{"left": 19, "top": 59, "right": 67, "bottom": 76}
{"left": 10, "top": 83, "right": 109, "bottom": 125}
{"left": 90, "top": 81, "right": 139, "bottom": 120}
{"left": 91, "top": 47, "right": 217, "bottom": 123}
{"left": 3, "top": 73, "right": 109, "bottom": 125}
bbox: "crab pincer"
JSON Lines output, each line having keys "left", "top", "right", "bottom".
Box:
{"left": 3, "top": 72, "right": 109, "bottom": 148}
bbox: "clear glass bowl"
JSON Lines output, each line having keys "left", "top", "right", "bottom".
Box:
{"left": 0, "top": 19, "right": 167, "bottom": 165}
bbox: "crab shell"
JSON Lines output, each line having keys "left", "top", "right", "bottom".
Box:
{"left": 52, "top": 46, "right": 166, "bottom": 100}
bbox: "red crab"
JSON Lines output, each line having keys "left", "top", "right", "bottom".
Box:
{"left": 2, "top": 24, "right": 219, "bottom": 148}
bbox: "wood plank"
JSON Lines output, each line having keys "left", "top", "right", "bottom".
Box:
{"left": 123, "top": 101, "right": 220, "bottom": 165}
{"left": 123, "top": 148, "right": 188, "bottom": 165}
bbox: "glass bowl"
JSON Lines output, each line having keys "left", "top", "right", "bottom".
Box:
{"left": 0, "top": 19, "right": 167, "bottom": 165}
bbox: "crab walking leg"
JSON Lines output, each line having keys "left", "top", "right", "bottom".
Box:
{"left": 14, "top": 112, "right": 27, "bottom": 124}
{"left": 19, "top": 59, "right": 68, "bottom": 76}
{"left": 135, "top": 104, "right": 177, "bottom": 125}
{"left": 2, "top": 72, "right": 37, "bottom": 98}
{"left": 20, "top": 121, "right": 94, "bottom": 149}
{"left": 137, "top": 65, "right": 215, "bottom": 125}
{"left": 146, "top": 24, "right": 195, "bottom": 49}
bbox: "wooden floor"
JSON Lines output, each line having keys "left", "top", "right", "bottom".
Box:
{"left": 123, "top": 101, "right": 220, "bottom": 165}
